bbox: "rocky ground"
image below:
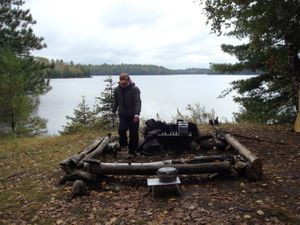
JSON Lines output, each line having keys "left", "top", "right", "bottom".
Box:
{"left": 1, "top": 125, "right": 300, "bottom": 224}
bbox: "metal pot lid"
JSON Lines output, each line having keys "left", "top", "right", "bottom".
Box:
{"left": 157, "top": 167, "right": 178, "bottom": 175}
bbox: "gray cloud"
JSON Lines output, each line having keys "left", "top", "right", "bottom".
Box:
{"left": 27, "top": 0, "right": 240, "bottom": 68}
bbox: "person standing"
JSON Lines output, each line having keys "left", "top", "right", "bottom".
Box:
{"left": 112, "top": 73, "right": 141, "bottom": 156}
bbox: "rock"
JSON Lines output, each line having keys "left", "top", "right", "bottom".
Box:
{"left": 257, "top": 210, "right": 264, "bottom": 216}
{"left": 243, "top": 214, "right": 251, "bottom": 219}
{"left": 112, "top": 186, "right": 120, "bottom": 192}
{"left": 72, "top": 180, "right": 87, "bottom": 196}
{"left": 240, "top": 182, "right": 246, "bottom": 188}
{"left": 234, "top": 161, "right": 247, "bottom": 171}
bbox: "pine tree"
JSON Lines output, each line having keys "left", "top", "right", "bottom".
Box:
{"left": 199, "top": 0, "right": 300, "bottom": 124}
{"left": 0, "top": 1, "right": 50, "bottom": 135}
{"left": 0, "top": 49, "right": 49, "bottom": 135}
{"left": 95, "top": 76, "right": 117, "bottom": 128}
{"left": 0, "top": 0, "right": 46, "bottom": 55}
{"left": 61, "top": 95, "right": 95, "bottom": 134}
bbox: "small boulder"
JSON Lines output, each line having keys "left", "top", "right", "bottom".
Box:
{"left": 72, "top": 180, "right": 87, "bottom": 196}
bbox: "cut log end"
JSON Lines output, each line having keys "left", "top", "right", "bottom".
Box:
{"left": 244, "top": 162, "right": 263, "bottom": 181}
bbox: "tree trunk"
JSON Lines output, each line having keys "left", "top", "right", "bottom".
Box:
{"left": 285, "top": 37, "right": 300, "bottom": 111}
{"left": 294, "top": 85, "right": 300, "bottom": 132}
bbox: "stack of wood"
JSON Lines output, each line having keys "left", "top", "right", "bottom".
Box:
{"left": 59, "top": 133, "right": 263, "bottom": 186}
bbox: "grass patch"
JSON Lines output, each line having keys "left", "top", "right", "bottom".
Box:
{"left": 0, "top": 131, "right": 107, "bottom": 222}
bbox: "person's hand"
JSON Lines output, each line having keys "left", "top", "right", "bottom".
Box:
{"left": 133, "top": 115, "right": 140, "bottom": 123}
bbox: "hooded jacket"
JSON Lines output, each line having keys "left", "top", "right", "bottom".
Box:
{"left": 112, "top": 82, "right": 141, "bottom": 116}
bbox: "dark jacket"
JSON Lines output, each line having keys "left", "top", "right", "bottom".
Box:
{"left": 112, "top": 82, "right": 141, "bottom": 116}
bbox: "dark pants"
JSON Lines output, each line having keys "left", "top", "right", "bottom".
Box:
{"left": 118, "top": 115, "right": 139, "bottom": 153}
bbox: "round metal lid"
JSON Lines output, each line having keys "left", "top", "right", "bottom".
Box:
{"left": 157, "top": 167, "right": 178, "bottom": 175}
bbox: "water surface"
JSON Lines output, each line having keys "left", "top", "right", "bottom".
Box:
{"left": 39, "top": 75, "right": 250, "bottom": 134}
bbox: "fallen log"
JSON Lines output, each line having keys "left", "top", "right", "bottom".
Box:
{"left": 83, "top": 136, "right": 110, "bottom": 160}
{"left": 88, "top": 161, "right": 232, "bottom": 175}
{"left": 59, "top": 169, "right": 101, "bottom": 185}
{"left": 224, "top": 134, "right": 262, "bottom": 167}
{"left": 83, "top": 156, "right": 232, "bottom": 167}
{"left": 224, "top": 134, "right": 263, "bottom": 180}
{"left": 186, "top": 155, "right": 234, "bottom": 164}
{"left": 60, "top": 137, "right": 104, "bottom": 170}
{"left": 80, "top": 137, "right": 105, "bottom": 154}
{"left": 60, "top": 136, "right": 111, "bottom": 174}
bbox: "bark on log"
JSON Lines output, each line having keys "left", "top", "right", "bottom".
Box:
{"left": 224, "top": 134, "right": 263, "bottom": 180}
{"left": 60, "top": 137, "right": 104, "bottom": 170}
{"left": 224, "top": 134, "right": 262, "bottom": 167}
{"left": 186, "top": 155, "right": 234, "bottom": 164}
{"left": 88, "top": 161, "right": 232, "bottom": 175}
{"left": 80, "top": 137, "right": 104, "bottom": 154}
{"left": 99, "top": 160, "right": 174, "bottom": 166}
{"left": 83, "top": 136, "right": 110, "bottom": 160}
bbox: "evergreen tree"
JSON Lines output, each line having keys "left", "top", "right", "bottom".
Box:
{"left": 95, "top": 76, "right": 117, "bottom": 128}
{"left": 0, "top": 0, "right": 46, "bottom": 55}
{"left": 0, "top": 48, "right": 49, "bottom": 135}
{"left": 0, "top": 0, "right": 50, "bottom": 135}
{"left": 199, "top": 0, "right": 300, "bottom": 124}
{"left": 61, "top": 95, "right": 95, "bottom": 134}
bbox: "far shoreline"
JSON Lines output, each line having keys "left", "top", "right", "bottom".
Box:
{"left": 47, "top": 73, "right": 257, "bottom": 79}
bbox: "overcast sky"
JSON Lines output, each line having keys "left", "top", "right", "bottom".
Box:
{"left": 25, "top": 0, "right": 241, "bottom": 69}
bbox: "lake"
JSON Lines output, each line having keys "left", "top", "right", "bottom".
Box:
{"left": 38, "top": 75, "right": 251, "bottom": 135}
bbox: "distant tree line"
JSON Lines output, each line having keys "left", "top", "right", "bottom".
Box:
{"left": 43, "top": 61, "right": 257, "bottom": 78}
{"left": 36, "top": 58, "right": 91, "bottom": 78}
{"left": 85, "top": 63, "right": 257, "bottom": 75}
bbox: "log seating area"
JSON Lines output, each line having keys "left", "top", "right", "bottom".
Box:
{"left": 59, "top": 129, "right": 263, "bottom": 196}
